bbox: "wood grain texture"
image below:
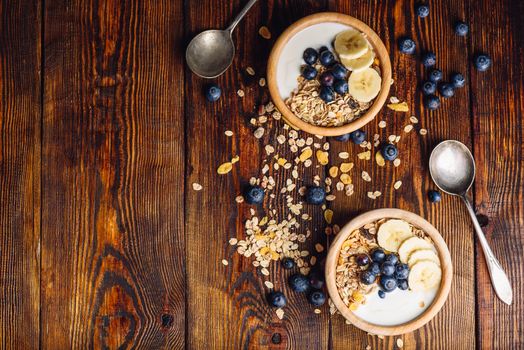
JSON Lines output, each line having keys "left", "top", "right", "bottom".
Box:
{"left": 469, "top": 0, "right": 524, "bottom": 348}
{"left": 41, "top": 0, "right": 185, "bottom": 348}
{"left": 0, "top": 0, "right": 523, "bottom": 348}
{"left": 0, "top": 1, "right": 41, "bottom": 349}
{"left": 327, "top": 1, "right": 476, "bottom": 349}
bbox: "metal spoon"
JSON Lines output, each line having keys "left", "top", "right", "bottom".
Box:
{"left": 186, "top": 0, "right": 259, "bottom": 78}
{"left": 429, "top": 140, "right": 513, "bottom": 305}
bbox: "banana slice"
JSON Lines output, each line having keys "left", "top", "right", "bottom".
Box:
{"left": 398, "top": 236, "right": 436, "bottom": 263}
{"left": 377, "top": 219, "right": 413, "bottom": 252}
{"left": 407, "top": 249, "right": 441, "bottom": 268}
{"left": 334, "top": 30, "right": 369, "bottom": 60}
{"left": 348, "top": 68, "right": 382, "bottom": 103}
{"left": 408, "top": 261, "right": 442, "bottom": 292}
{"left": 341, "top": 47, "right": 375, "bottom": 72}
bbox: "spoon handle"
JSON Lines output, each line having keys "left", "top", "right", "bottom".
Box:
{"left": 461, "top": 195, "right": 513, "bottom": 305}
{"left": 227, "top": 0, "right": 259, "bottom": 33}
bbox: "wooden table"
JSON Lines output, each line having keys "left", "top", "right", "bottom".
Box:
{"left": 1, "top": 0, "right": 522, "bottom": 349}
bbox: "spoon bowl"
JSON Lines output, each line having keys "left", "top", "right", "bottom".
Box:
{"left": 186, "top": 30, "right": 235, "bottom": 79}
{"left": 429, "top": 140, "right": 476, "bottom": 195}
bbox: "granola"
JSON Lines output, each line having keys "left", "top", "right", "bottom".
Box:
{"left": 285, "top": 66, "right": 372, "bottom": 127}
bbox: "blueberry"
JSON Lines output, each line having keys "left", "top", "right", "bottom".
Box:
{"left": 318, "top": 46, "right": 329, "bottom": 53}
{"left": 368, "top": 262, "right": 381, "bottom": 276}
{"left": 319, "top": 86, "right": 335, "bottom": 103}
{"left": 454, "top": 21, "right": 469, "bottom": 36}
{"left": 303, "top": 47, "right": 319, "bottom": 65}
{"left": 450, "top": 73, "right": 466, "bottom": 88}
{"left": 360, "top": 270, "right": 376, "bottom": 285}
{"left": 305, "top": 186, "right": 326, "bottom": 205}
{"left": 378, "top": 290, "right": 386, "bottom": 299}
{"left": 334, "top": 133, "right": 351, "bottom": 142}
{"left": 421, "top": 81, "right": 437, "bottom": 95}
{"left": 398, "top": 279, "right": 409, "bottom": 291}
{"left": 379, "top": 275, "right": 398, "bottom": 292}
{"left": 384, "top": 254, "right": 399, "bottom": 265}
{"left": 308, "top": 270, "right": 325, "bottom": 289}
{"left": 205, "top": 84, "right": 221, "bottom": 102}
{"left": 415, "top": 4, "right": 430, "bottom": 18}
{"left": 331, "top": 63, "right": 348, "bottom": 80}
{"left": 319, "top": 50, "right": 335, "bottom": 66}
{"left": 301, "top": 65, "right": 318, "bottom": 80}
{"left": 395, "top": 263, "right": 410, "bottom": 280}
{"left": 439, "top": 82, "right": 455, "bottom": 98}
{"left": 333, "top": 79, "right": 349, "bottom": 95}
{"left": 423, "top": 94, "right": 440, "bottom": 110}
{"left": 244, "top": 185, "right": 265, "bottom": 204}
{"left": 350, "top": 129, "right": 366, "bottom": 145}
{"left": 428, "top": 68, "right": 443, "bottom": 82}
{"left": 307, "top": 290, "right": 326, "bottom": 307}
{"left": 428, "top": 190, "right": 442, "bottom": 203}
{"left": 288, "top": 273, "right": 310, "bottom": 293}
{"left": 381, "top": 143, "right": 398, "bottom": 161}
{"left": 398, "top": 37, "right": 416, "bottom": 54}
{"left": 380, "top": 263, "right": 395, "bottom": 276}
{"left": 267, "top": 291, "right": 287, "bottom": 308}
{"left": 281, "top": 258, "right": 295, "bottom": 270}
{"left": 320, "top": 71, "right": 335, "bottom": 87}
{"left": 370, "top": 248, "right": 386, "bottom": 263}
{"left": 356, "top": 254, "right": 370, "bottom": 267}
{"left": 474, "top": 54, "right": 491, "bottom": 71}
{"left": 421, "top": 52, "right": 436, "bottom": 67}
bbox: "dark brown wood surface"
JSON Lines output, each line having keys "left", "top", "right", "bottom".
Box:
{"left": 0, "top": 0, "right": 522, "bottom": 349}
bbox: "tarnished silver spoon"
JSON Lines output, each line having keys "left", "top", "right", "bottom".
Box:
{"left": 429, "top": 140, "right": 513, "bottom": 305}
{"left": 186, "top": 0, "right": 258, "bottom": 78}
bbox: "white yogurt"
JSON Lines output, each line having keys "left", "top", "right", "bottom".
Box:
{"left": 276, "top": 22, "right": 352, "bottom": 99}
{"left": 352, "top": 286, "right": 438, "bottom": 326}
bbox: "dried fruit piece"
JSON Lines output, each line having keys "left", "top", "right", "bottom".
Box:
{"left": 192, "top": 182, "right": 203, "bottom": 191}
{"left": 387, "top": 101, "right": 409, "bottom": 112}
{"left": 316, "top": 150, "right": 329, "bottom": 165}
{"left": 375, "top": 151, "right": 385, "bottom": 166}
{"left": 217, "top": 162, "right": 233, "bottom": 174}
{"left": 324, "top": 209, "right": 333, "bottom": 224}
{"left": 277, "top": 158, "right": 287, "bottom": 166}
{"left": 299, "top": 147, "right": 313, "bottom": 162}
{"left": 340, "top": 174, "right": 352, "bottom": 185}
{"left": 340, "top": 162, "right": 354, "bottom": 172}
{"left": 329, "top": 166, "right": 339, "bottom": 178}
{"left": 357, "top": 150, "right": 371, "bottom": 160}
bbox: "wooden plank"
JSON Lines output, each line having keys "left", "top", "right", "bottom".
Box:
{"left": 468, "top": 0, "right": 524, "bottom": 348}
{"left": 328, "top": 1, "right": 476, "bottom": 349}
{"left": 41, "top": 0, "right": 185, "bottom": 348}
{"left": 184, "top": 1, "right": 332, "bottom": 348}
{"left": 0, "top": 1, "right": 41, "bottom": 349}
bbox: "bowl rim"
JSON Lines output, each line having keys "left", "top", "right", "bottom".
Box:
{"left": 325, "top": 208, "right": 453, "bottom": 336}
{"left": 267, "top": 12, "right": 392, "bottom": 137}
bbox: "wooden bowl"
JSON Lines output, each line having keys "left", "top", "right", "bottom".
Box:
{"left": 267, "top": 12, "right": 392, "bottom": 136}
{"left": 325, "top": 209, "right": 453, "bottom": 336}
